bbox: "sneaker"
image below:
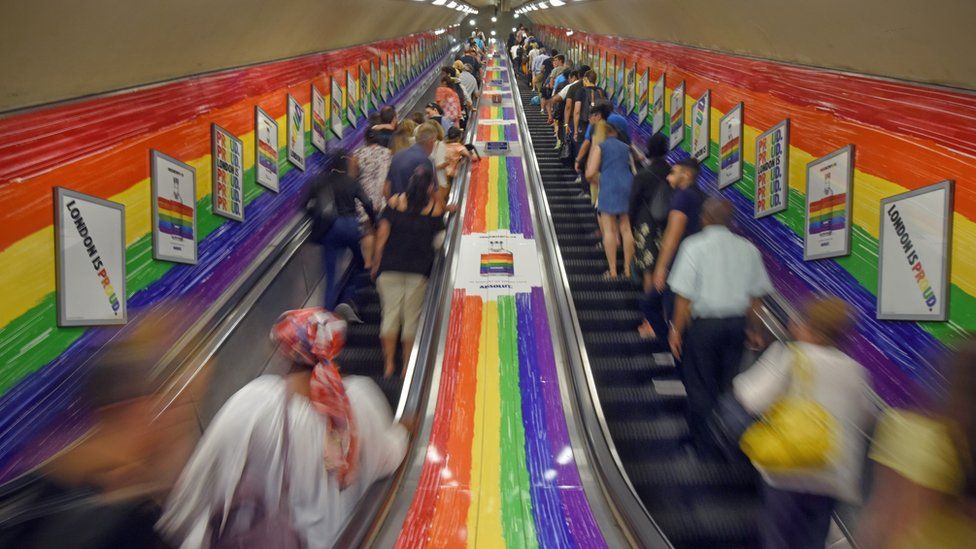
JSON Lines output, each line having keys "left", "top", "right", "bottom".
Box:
{"left": 334, "top": 302, "right": 363, "bottom": 324}
{"left": 552, "top": 139, "right": 562, "bottom": 151}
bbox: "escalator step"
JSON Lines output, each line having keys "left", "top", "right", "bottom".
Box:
{"left": 559, "top": 244, "right": 606, "bottom": 260}
{"left": 650, "top": 496, "right": 761, "bottom": 549}
{"left": 576, "top": 308, "right": 643, "bottom": 331}
{"left": 345, "top": 323, "right": 380, "bottom": 346}
{"left": 627, "top": 457, "right": 757, "bottom": 491}
{"left": 562, "top": 258, "right": 617, "bottom": 274}
{"left": 589, "top": 356, "right": 675, "bottom": 387}
{"left": 572, "top": 290, "right": 642, "bottom": 308}
{"left": 583, "top": 330, "right": 662, "bottom": 357}
{"left": 608, "top": 416, "right": 690, "bottom": 454}
{"left": 598, "top": 384, "right": 685, "bottom": 416}
{"left": 566, "top": 273, "right": 635, "bottom": 291}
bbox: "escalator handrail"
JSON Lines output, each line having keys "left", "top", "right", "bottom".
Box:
{"left": 507, "top": 58, "right": 672, "bottom": 548}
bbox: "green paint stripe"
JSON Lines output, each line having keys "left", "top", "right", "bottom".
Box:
{"left": 497, "top": 296, "right": 538, "bottom": 549}
{"left": 0, "top": 141, "right": 303, "bottom": 393}
{"left": 497, "top": 159, "right": 511, "bottom": 231}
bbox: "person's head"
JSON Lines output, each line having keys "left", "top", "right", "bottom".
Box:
{"left": 463, "top": 63, "right": 473, "bottom": 74}
{"left": 327, "top": 148, "right": 350, "bottom": 173}
{"left": 646, "top": 132, "right": 669, "bottom": 159}
{"left": 441, "top": 67, "right": 456, "bottom": 80}
{"left": 439, "top": 75, "right": 453, "bottom": 88}
{"left": 415, "top": 122, "right": 440, "bottom": 154}
{"left": 554, "top": 54, "right": 565, "bottom": 67}
{"left": 551, "top": 49, "right": 559, "bottom": 57}
{"left": 790, "top": 296, "right": 853, "bottom": 347}
{"left": 270, "top": 307, "right": 347, "bottom": 372}
{"left": 453, "top": 60, "right": 465, "bottom": 73}
{"left": 390, "top": 123, "right": 415, "bottom": 154}
{"left": 408, "top": 111, "right": 426, "bottom": 126}
{"left": 589, "top": 99, "right": 612, "bottom": 123}
{"left": 367, "top": 112, "right": 382, "bottom": 127}
{"left": 699, "top": 197, "right": 734, "bottom": 229}
{"left": 365, "top": 127, "right": 380, "bottom": 146}
{"left": 446, "top": 126, "right": 463, "bottom": 143}
{"left": 579, "top": 64, "right": 592, "bottom": 75}
{"left": 405, "top": 165, "right": 436, "bottom": 213}
{"left": 425, "top": 101, "right": 443, "bottom": 119}
{"left": 667, "top": 158, "right": 700, "bottom": 189}
{"left": 584, "top": 69, "right": 597, "bottom": 85}
{"left": 567, "top": 69, "right": 580, "bottom": 82}
{"left": 379, "top": 104, "right": 397, "bottom": 125}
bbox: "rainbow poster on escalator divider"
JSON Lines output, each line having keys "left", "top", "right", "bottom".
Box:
{"left": 255, "top": 106, "right": 280, "bottom": 192}
{"left": 718, "top": 102, "right": 744, "bottom": 189}
{"left": 330, "top": 76, "right": 344, "bottom": 139}
{"left": 691, "top": 90, "right": 711, "bottom": 162}
{"left": 346, "top": 70, "right": 359, "bottom": 127}
{"left": 804, "top": 145, "right": 854, "bottom": 260}
{"left": 668, "top": 80, "right": 685, "bottom": 150}
{"left": 754, "top": 118, "right": 790, "bottom": 218}
{"left": 637, "top": 69, "right": 649, "bottom": 122}
{"left": 287, "top": 94, "right": 305, "bottom": 171}
{"left": 311, "top": 85, "right": 327, "bottom": 153}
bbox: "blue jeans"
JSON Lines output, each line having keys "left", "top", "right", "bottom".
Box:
{"left": 762, "top": 484, "right": 836, "bottom": 549}
{"left": 321, "top": 216, "right": 364, "bottom": 310}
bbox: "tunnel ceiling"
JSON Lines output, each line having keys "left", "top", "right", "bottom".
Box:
{"left": 517, "top": 0, "right": 976, "bottom": 90}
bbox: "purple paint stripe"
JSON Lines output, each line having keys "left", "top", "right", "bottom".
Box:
{"left": 516, "top": 292, "right": 574, "bottom": 548}
{"left": 507, "top": 157, "right": 534, "bottom": 239}
{"left": 504, "top": 107, "right": 516, "bottom": 120}
{"left": 0, "top": 49, "right": 453, "bottom": 483}
{"left": 531, "top": 288, "right": 608, "bottom": 547}
{"left": 505, "top": 124, "right": 519, "bottom": 141}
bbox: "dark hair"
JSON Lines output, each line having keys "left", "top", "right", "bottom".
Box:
{"left": 426, "top": 102, "right": 443, "bottom": 115}
{"left": 380, "top": 105, "right": 397, "bottom": 124}
{"left": 446, "top": 126, "right": 463, "bottom": 141}
{"left": 367, "top": 112, "right": 382, "bottom": 126}
{"left": 567, "top": 69, "right": 580, "bottom": 79}
{"left": 408, "top": 111, "right": 426, "bottom": 125}
{"left": 439, "top": 75, "right": 453, "bottom": 87}
{"left": 554, "top": 54, "right": 565, "bottom": 64}
{"left": 591, "top": 100, "right": 613, "bottom": 120}
{"left": 584, "top": 69, "right": 597, "bottom": 83}
{"left": 550, "top": 49, "right": 559, "bottom": 56}
{"left": 646, "top": 133, "right": 669, "bottom": 158}
{"left": 365, "top": 127, "right": 379, "bottom": 145}
{"left": 674, "top": 158, "right": 700, "bottom": 179}
{"left": 328, "top": 148, "right": 349, "bottom": 173}
{"left": 405, "top": 165, "right": 435, "bottom": 214}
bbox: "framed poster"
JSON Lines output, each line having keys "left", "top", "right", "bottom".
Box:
{"left": 370, "top": 60, "right": 381, "bottom": 108}
{"left": 150, "top": 150, "right": 197, "bottom": 264}
{"left": 627, "top": 63, "right": 637, "bottom": 114}
{"left": 359, "top": 65, "right": 371, "bottom": 116}
{"left": 754, "top": 119, "right": 790, "bottom": 218}
{"left": 599, "top": 51, "right": 607, "bottom": 89}
{"left": 346, "top": 70, "right": 359, "bottom": 128}
{"left": 379, "top": 56, "right": 389, "bottom": 102}
{"left": 287, "top": 94, "right": 306, "bottom": 171}
{"left": 668, "top": 80, "right": 685, "bottom": 150}
{"left": 878, "top": 180, "right": 954, "bottom": 321}
{"left": 615, "top": 62, "right": 625, "bottom": 106}
{"left": 691, "top": 90, "right": 711, "bottom": 162}
{"left": 637, "top": 69, "right": 649, "bottom": 122}
{"left": 311, "top": 85, "right": 327, "bottom": 153}
{"left": 652, "top": 74, "right": 665, "bottom": 135}
{"left": 606, "top": 55, "right": 616, "bottom": 99}
{"left": 804, "top": 145, "right": 854, "bottom": 260}
{"left": 54, "top": 187, "right": 127, "bottom": 326}
{"left": 211, "top": 123, "right": 244, "bottom": 221}
{"left": 718, "top": 103, "right": 744, "bottom": 189}
{"left": 330, "top": 76, "right": 344, "bottom": 139}
{"left": 255, "top": 107, "right": 280, "bottom": 191}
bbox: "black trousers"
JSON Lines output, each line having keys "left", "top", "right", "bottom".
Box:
{"left": 683, "top": 316, "right": 747, "bottom": 458}
{"left": 762, "top": 484, "right": 836, "bottom": 549}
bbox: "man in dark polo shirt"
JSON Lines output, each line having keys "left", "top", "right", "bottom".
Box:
{"left": 384, "top": 123, "right": 437, "bottom": 198}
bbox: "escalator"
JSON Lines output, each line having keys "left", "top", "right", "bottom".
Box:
{"left": 515, "top": 77, "right": 763, "bottom": 548}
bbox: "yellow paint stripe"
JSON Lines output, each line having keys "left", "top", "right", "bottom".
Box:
{"left": 472, "top": 299, "right": 505, "bottom": 548}
{"left": 466, "top": 298, "right": 488, "bottom": 547}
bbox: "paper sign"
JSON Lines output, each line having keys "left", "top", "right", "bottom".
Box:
{"left": 754, "top": 119, "right": 789, "bottom": 218}
{"left": 804, "top": 145, "right": 854, "bottom": 260}
{"left": 151, "top": 150, "right": 197, "bottom": 264}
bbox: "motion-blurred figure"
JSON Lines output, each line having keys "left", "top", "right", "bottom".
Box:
{"left": 158, "top": 308, "right": 407, "bottom": 548}
{"left": 857, "top": 338, "right": 976, "bottom": 548}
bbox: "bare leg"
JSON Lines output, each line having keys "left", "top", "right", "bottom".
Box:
{"left": 643, "top": 271, "right": 654, "bottom": 294}
{"left": 361, "top": 233, "right": 375, "bottom": 271}
{"left": 619, "top": 215, "right": 635, "bottom": 278}
{"left": 601, "top": 213, "right": 620, "bottom": 277}
{"left": 381, "top": 335, "right": 398, "bottom": 378}
{"left": 401, "top": 339, "right": 414, "bottom": 374}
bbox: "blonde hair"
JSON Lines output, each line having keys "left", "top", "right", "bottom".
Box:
{"left": 390, "top": 120, "right": 418, "bottom": 153}
{"left": 415, "top": 122, "right": 442, "bottom": 145}
{"left": 801, "top": 297, "right": 853, "bottom": 346}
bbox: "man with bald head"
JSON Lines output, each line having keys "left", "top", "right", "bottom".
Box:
{"left": 667, "top": 197, "right": 773, "bottom": 458}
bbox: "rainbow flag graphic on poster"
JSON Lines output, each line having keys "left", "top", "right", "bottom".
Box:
{"left": 346, "top": 69, "right": 359, "bottom": 127}
{"left": 668, "top": 80, "right": 685, "bottom": 150}
{"left": 754, "top": 119, "right": 790, "bottom": 218}
{"left": 718, "top": 103, "right": 743, "bottom": 188}
{"left": 480, "top": 242, "right": 515, "bottom": 276}
{"left": 637, "top": 69, "right": 649, "bottom": 121}
{"left": 158, "top": 196, "right": 193, "bottom": 239}
{"left": 804, "top": 145, "right": 853, "bottom": 259}
{"left": 809, "top": 194, "right": 847, "bottom": 234}
{"left": 330, "top": 76, "right": 344, "bottom": 139}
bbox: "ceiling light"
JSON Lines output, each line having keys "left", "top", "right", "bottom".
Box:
{"left": 446, "top": 1, "right": 457, "bottom": 7}
{"left": 566, "top": 30, "right": 574, "bottom": 36}
{"left": 491, "top": 16, "right": 497, "bottom": 22}
{"left": 514, "top": 12, "right": 520, "bottom": 18}
{"left": 539, "top": 2, "right": 550, "bottom": 9}
{"left": 433, "top": 0, "right": 447, "bottom": 4}
{"left": 469, "top": 19, "right": 476, "bottom": 25}
{"left": 550, "top": 0, "right": 566, "bottom": 5}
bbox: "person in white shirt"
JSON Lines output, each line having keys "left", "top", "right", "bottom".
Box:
{"left": 454, "top": 61, "right": 478, "bottom": 110}
{"left": 733, "top": 297, "right": 874, "bottom": 549}
{"left": 158, "top": 308, "right": 408, "bottom": 549}
{"left": 668, "top": 198, "right": 773, "bottom": 458}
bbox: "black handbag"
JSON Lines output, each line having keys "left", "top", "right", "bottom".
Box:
{"left": 559, "top": 137, "right": 574, "bottom": 164}
{"left": 309, "top": 178, "right": 337, "bottom": 243}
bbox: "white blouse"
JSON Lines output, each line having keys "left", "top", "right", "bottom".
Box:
{"left": 158, "top": 375, "right": 408, "bottom": 548}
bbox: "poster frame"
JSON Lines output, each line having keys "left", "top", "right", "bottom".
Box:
{"left": 753, "top": 118, "right": 790, "bottom": 219}
{"left": 877, "top": 179, "right": 954, "bottom": 321}
{"left": 310, "top": 84, "right": 327, "bottom": 154}
{"left": 803, "top": 144, "right": 854, "bottom": 261}
{"left": 718, "top": 102, "right": 744, "bottom": 189}
{"left": 286, "top": 94, "right": 306, "bottom": 171}
{"left": 54, "top": 187, "right": 128, "bottom": 327}
{"left": 255, "top": 106, "right": 280, "bottom": 191}
{"left": 668, "top": 80, "right": 685, "bottom": 150}
{"left": 691, "top": 90, "right": 711, "bottom": 162}
{"left": 211, "top": 122, "right": 245, "bottom": 221}
{"left": 150, "top": 149, "right": 197, "bottom": 264}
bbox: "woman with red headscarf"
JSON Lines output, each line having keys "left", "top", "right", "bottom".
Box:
{"left": 159, "top": 308, "right": 408, "bottom": 548}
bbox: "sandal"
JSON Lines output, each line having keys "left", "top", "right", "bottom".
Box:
{"left": 637, "top": 320, "right": 657, "bottom": 340}
{"left": 602, "top": 271, "right": 618, "bottom": 280}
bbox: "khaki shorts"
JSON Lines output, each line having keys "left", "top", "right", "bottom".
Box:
{"left": 377, "top": 272, "right": 428, "bottom": 341}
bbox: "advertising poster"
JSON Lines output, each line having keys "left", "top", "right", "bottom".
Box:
{"left": 637, "top": 69, "right": 649, "bottom": 122}
{"left": 691, "top": 90, "right": 711, "bottom": 162}
{"left": 54, "top": 187, "right": 127, "bottom": 326}
{"left": 754, "top": 119, "right": 790, "bottom": 218}
{"left": 330, "top": 76, "right": 344, "bottom": 139}
{"left": 599, "top": 51, "right": 607, "bottom": 89}
{"left": 150, "top": 150, "right": 197, "bottom": 264}
{"left": 628, "top": 63, "right": 637, "bottom": 114}
{"left": 652, "top": 74, "right": 665, "bottom": 134}
{"left": 287, "top": 94, "right": 306, "bottom": 170}
{"left": 370, "top": 60, "right": 381, "bottom": 108}
{"left": 360, "top": 65, "right": 371, "bottom": 117}
{"left": 804, "top": 145, "right": 854, "bottom": 260}
{"left": 668, "top": 80, "right": 685, "bottom": 150}
{"left": 211, "top": 123, "right": 244, "bottom": 221}
{"left": 379, "top": 56, "right": 389, "bottom": 102}
{"left": 606, "top": 55, "right": 616, "bottom": 99}
{"left": 346, "top": 70, "right": 359, "bottom": 126}
{"left": 311, "top": 85, "right": 327, "bottom": 153}
{"left": 255, "top": 107, "right": 280, "bottom": 192}
{"left": 615, "top": 62, "right": 625, "bottom": 106}
{"left": 718, "top": 103, "right": 744, "bottom": 189}
{"left": 878, "top": 180, "right": 954, "bottom": 321}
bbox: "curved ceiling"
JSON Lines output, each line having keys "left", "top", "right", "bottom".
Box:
{"left": 520, "top": 0, "right": 976, "bottom": 90}
{"left": 0, "top": 0, "right": 468, "bottom": 113}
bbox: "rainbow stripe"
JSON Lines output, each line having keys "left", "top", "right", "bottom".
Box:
{"left": 157, "top": 197, "right": 193, "bottom": 239}
{"left": 543, "top": 26, "right": 976, "bottom": 405}
{"left": 477, "top": 123, "right": 519, "bottom": 142}
{"left": 720, "top": 135, "right": 741, "bottom": 168}
{"left": 808, "top": 193, "right": 847, "bottom": 234}
{"left": 480, "top": 251, "right": 515, "bottom": 276}
{"left": 462, "top": 156, "right": 533, "bottom": 238}
{"left": 257, "top": 140, "right": 278, "bottom": 172}
{"left": 480, "top": 106, "right": 516, "bottom": 120}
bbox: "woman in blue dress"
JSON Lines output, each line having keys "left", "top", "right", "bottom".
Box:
{"left": 586, "top": 123, "right": 636, "bottom": 278}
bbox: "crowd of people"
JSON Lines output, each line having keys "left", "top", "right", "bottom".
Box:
{"left": 510, "top": 26, "right": 976, "bottom": 549}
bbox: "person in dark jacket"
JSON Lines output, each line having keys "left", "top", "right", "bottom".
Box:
{"left": 632, "top": 134, "right": 674, "bottom": 340}
{"left": 307, "top": 150, "right": 376, "bottom": 318}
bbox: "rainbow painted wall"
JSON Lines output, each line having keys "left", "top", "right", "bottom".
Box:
{"left": 538, "top": 26, "right": 976, "bottom": 407}
{"left": 0, "top": 32, "right": 448, "bottom": 479}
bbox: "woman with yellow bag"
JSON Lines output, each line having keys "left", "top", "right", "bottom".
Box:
{"left": 732, "top": 297, "right": 876, "bottom": 549}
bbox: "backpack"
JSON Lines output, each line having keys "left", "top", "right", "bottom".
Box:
{"left": 309, "top": 176, "right": 337, "bottom": 243}
{"left": 578, "top": 86, "right": 607, "bottom": 123}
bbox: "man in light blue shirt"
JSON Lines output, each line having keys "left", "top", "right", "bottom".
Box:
{"left": 667, "top": 198, "right": 773, "bottom": 458}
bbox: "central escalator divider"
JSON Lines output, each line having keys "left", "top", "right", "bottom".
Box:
{"left": 516, "top": 72, "right": 762, "bottom": 548}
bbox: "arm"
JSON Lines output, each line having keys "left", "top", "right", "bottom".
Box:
{"left": 669, "top": 294, "right": 692, "bottom": 357}
{"left": 383, "top": 179, "right": 392, "bottom": 200}
{"left": 573, "top": 101, "right": 582, "bottom": 137}
{"left": 371, "top": 218, "right": 391, "bottom": 279}
{"left": 653, "top": 210, "right": 687, "bottom": 290}
{"left": 354, "top": 182, "right": 375, "bottom": 226}
{"left": 585, "top": 143, "right": 602, "bottom": 181}
{"left": 564, "top": 98, "right": 573, "bottom": 131}
{"left": 348, "top": 154, "right": 361, "bottom": 180}
{"left": 574, "top": 139, "right": 591, "bottom": 173}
